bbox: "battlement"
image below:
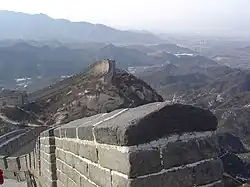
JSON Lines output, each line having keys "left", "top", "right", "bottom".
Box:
{"left": 0, "top": 102, "right": 224, "bottom": 187}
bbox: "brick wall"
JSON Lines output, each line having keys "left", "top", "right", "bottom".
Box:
{"left": 36, "top": 102, "right": 224, "bottom": 187}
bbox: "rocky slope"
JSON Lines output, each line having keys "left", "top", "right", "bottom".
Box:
{"left": 2, "top": 60, "right": 163, "bottom": 126}
{"left": 137, "top": 56, "right": 250, "bottom": 185}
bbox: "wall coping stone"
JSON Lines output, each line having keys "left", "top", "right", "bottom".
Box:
{"left": 55, "top": 102, "right": 217, "bottom": 146}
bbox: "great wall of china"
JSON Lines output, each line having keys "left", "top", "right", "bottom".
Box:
{"left": 0, "top": 102, "right": 224, "bottom": 187}
{"left": 0, "top": 60, "right": 224, "bottom": 186}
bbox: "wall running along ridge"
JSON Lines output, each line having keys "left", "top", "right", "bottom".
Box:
{"left": 1, "top": 101, "right": 224, "bottom": 186}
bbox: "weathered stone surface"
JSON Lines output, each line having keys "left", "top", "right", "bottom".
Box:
{"left": 112, "top": 173, "right": 130, "bottom": 187}
{"left": 60, "top": 118, "right": 89, "bottom": 139}
{"left": 193, "top": 159, "right": 224, "bottom": 186}
{"left": 5, "top": 156, "right": 20, "bottom": 171}
{"left": 57, "top": 180, "right": 65, "bottom": 187}
{"left": 63, "top": 162, "right": 74, "bottom": 180}
{"left": 65, "top": 152, "right": 75, "bottom": 167}
{"left": 40, "top": 159, "right": 57, "bottom": 175}
{"left": 163, "top": 136, "right": 220, "bottom": 169}
{"left": 98, "top": 147, "right": 161, "bottom": 177}
{"left": 130, "top": 167, "right": 194, "bottom": 187}
{"left": 68, "top": 141, "right": 79, "bottom": 155}
{"left": 98, "top": 146, "right": 130, "bottom": 174}
{"left": 56, "top": 159, "right": 64, "bottom": 171}
{"left": 129, "top": 149, "right": 162, "bottom": 177}
{"left": 72, "top": 169, "right": 81, "bottom": 186}
{"left": 74, "top": 156, "right": 89, "bottom": 176}
{"left": 67, "top": 177, "right": 78, "bottom": 187}
{"left": 56, "top": 149, "right": 66, "bottom": 161}
{"left": 41, "top": 151, "right": 56, "bottom": 163}
{"left": 76, "top": 114, "right": 103, "bottom": 141}
{"left": 88, "top": 163, "right": 112, "bottom": 187}
{"left": 79, "top": 143, "right": 98, "bottom": 163}
{"left": 57, "top": 169, "right": 68, "bottom": 184}
{"left": 81, "top": 177, "right": 98, "bottom": 187}
{"left": 55, "top": 138, "right": 63, "bottom": 148}
{"left": 94, "top": 102, "right": 217, "bottom": 146}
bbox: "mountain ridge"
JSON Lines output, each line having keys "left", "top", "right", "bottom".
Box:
{"left": 0, "top": 10, "right": 162, "bottom": 44}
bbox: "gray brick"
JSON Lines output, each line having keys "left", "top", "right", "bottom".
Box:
{"left": 41, "top": 159, "right": 57, "bottom": 174}
{"left": 79, "top": 143, "right": 98, "bottom": 163}
{"left": 130, "top": 167, "right": 194, "bottom": 187}
{"left": 56, "top": 159, "right": 64, "bottom": 171}
{"left": 98, "top": 146, "right": 161, "bottom": 177}
{"left": 54, "top": 129, "right": 61, "bottom": 138}
{"left": 56, "top": 149, "right": 66, "bottom": 161}
{"left": 55, "top": 138, "right": 63, "bottom": 148}
{"left": 67, "top": 177, "right": 78, "bottom": 187}
{"left": 63, "top": 163, "right": 74, "bottom": 180}
{"left": 112, "top": 172, "right": 130, "bottom": 187}
{"left": 193, "top": 159, "right": 224, "bottom": 186}
{"left": 41, "top": 151, "right": 56, "bottom": 163}
{"left": 74, "top": 156, "right": 89, "bottom": 176}
{"left": 129, "top": 149, "right": 161, "bottom": 177}
{"left": 72, "top": 169, "right": 81, "bottom": 186}
{"left": 65, "top": 152, "right": 75, "bottom": 167}
{"left": 81, "top": 177, "right": 98, "bottom": 187}
{"left": 57, "top": 180, "right": 65, "bottom": 187}
{"left": 163, "top": 137, "right": 220, "bottom": 169}
{"left": 77, "top": 113, "right": 104, "bottom": 141}
{"left": 68, "top": 141, "right": 79, "bottom": 155}
{"left": 77, "top": 125, "right": 94, "bottom": 141}
{"left": 62, "top": 140, "right": 71, "bottom": 151}
{"left": 6, "top": 157, "right": 20, "bottom": 171}
{"left": 57, "top": 170, "right": 68, "bottom": 185}
{"left": 88, "top": 163, "right": 112, "bottom": 187}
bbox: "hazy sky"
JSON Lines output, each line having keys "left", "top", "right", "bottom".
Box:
{"left": 1, "top": 0, "right": 250, "bottom": 33}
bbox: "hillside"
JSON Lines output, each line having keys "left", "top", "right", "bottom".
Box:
{"left": 137, "top": 56, "right": 250, "bottom": 142}
{"left": 0, "top": 60, "right": 163, "bottom": 126}
{"left": 0, "top": 10, "right": 162, "bottom": 44}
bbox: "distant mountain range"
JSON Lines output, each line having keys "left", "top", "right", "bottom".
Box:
{"left": 0, "top": 10, "right": 163, "bottom": 44}
{"left": 0, "top": 40, "right": 194, "bottom": 91}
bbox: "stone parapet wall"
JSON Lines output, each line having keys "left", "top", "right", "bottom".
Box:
{"left": 52, "top": 132, "right": 223, "bottom": 187}
{"left": 36, "top": 102, "right": 224, "bottom": 187}
{"left": 0, "top": 127, "right": 46, "bottom": 182}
